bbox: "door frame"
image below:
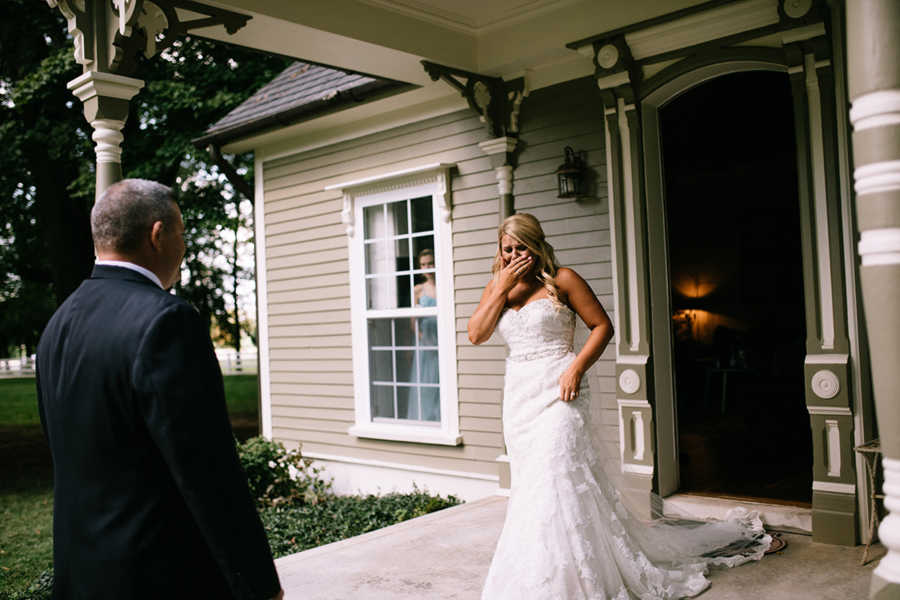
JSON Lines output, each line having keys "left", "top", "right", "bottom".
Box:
{"left": 587, "top": 0, "right": 871, "bottom": 543}
{"left": 641, "top": 60, "right": 791, "bottom": 498}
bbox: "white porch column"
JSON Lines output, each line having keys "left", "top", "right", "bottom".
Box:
{"left": 478, "top": 136, "right": 519, "bottom": 221}
{"left": 845, "top": 0, "right": 900, "bottom": 597}
{"left": 68, "top": 71, "right": 144, "bottom": 200}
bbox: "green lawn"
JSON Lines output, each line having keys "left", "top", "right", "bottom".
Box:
{"left": 0, "top": 379, "right": 43, "bottom": 427}
{"left": 0, "top": 378, "right": 53, "bottom": 598}
{"left": 0, "top": 466, "right": 53, "bottom": 598}
{"left": 0, "top": 375, "right": 260, "bottom": 427}
{"left": 0, "top": 374, "right": 260, "bottom": 598}
{"left": 222, "top": 374, "right": 261, "bottom": 416}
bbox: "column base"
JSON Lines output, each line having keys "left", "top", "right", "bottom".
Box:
{"left": 620, "top": 471, "right": 654, "bottom": 520}
{"left": 812, "top": 490, "right": 859, "bottom": 545}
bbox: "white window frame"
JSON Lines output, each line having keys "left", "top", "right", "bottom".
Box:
{"left": 326, "top": 163, "right": 461, "bottom": 446}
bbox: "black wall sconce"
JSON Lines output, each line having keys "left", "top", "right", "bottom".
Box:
{"left": 555, "top": 146, "right": 587, "bottom": 198}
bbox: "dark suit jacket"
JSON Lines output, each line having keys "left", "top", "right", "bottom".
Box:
{"left": 36, "top": 265, "right": 280, "bottom": 600}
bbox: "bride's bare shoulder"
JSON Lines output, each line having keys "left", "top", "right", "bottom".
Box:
{"left": 555, "top": 267, "right": 587, "bottom": 289}
{"left": 555, "top": 267, "right": 595, "bottom": 307}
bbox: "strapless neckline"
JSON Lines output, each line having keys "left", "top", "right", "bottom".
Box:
{"left": 505, "top": 297, "right": 572, "bottom": 314}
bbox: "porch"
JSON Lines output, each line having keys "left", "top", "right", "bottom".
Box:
{"left": 274, "top": 495, "right": 881, "bottom": 599}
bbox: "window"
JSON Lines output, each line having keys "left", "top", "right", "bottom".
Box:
{"left": 327, "top": 164, "right": 461, "bottom": 445}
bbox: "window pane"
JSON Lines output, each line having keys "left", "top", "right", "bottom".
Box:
{"left": 394, "top": 238, "right": 411, "bottom": 273}
{"left": 411, "top": 196, "right": 433, "bottom": 233}
{"left": 387, "top": 200, "right": 409, "bottom": 236}
{"left": 415, "top": 284, "right": 437, "bottom": 308}
{"left": 412, "top": 235, "right": 435, "bottom": 267}
{"left": 366, "top": 277, "right": 393, "bottom": 309}
{"left": 395, "top": 275, "right": 412, "bottom": 308}
{"left": 369, "top": 350, "right": 393, "bottom": 382}
{"left": 396, "top": 350, "right": 417, "bottom": 383}
{"left": 368, "top": 318, "right": 392, "bottom": 347}
{"left": 419, "top": 350, "right": 439, "bottom": 383}
{"left": 420, "top": 386, "right": 440, "bottom": 422}
{"left": 414, "top": 246, "right": 435, "bottom": 271}
{"left": 397, "top": 386, "right": 418, "bottom": 420}
{"left": 395, "top": 317, "right": 416, "bottom": 348}
{"left": 364, "top": 204, "right": 383, "bottom": 240}
{"left": 365, "top": 241, "right": 387, "bottom": 275}
{"left": 413, "top": 246, "right": 436, "bottom": 308}
{"left": 416, "top": 315, "right": 438, "bottom": 346}
{"left": 366, "top": 276, "right": 411, "bottom": 309}
{"left": 371, "top": 385, "right": 394, "bottom": 419}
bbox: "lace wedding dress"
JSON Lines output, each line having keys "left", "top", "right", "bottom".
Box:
{"left": 482, "top": 298, "right": 771, "bottom": 600}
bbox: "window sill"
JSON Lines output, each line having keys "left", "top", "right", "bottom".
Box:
{"left": 348, "top": 424, "right": 463, "bottom": 446}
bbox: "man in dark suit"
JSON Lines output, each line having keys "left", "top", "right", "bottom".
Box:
{"left": 36, "top": 179, "right": 283, "bottom": 599}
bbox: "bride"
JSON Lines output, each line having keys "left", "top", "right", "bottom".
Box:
{"left": 467, "top": 213, "right": 771, "bottom": 599}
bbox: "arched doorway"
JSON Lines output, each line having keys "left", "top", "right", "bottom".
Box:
{"left": 640, "top": 62, "right": 819, "bottom": 506}
{"left": 658, "top": 71, "right": 811, "bottom": 504}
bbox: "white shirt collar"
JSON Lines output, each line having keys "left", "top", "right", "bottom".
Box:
{"left": 95, "top": 260, "right": 164, "bottom": 289}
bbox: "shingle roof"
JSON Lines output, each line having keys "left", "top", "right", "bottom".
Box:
{"left": 196, "top": 61, "right": 412, "bottom": 147}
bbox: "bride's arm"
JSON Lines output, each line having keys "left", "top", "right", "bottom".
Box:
{"left": 556, "top": 267, "right": 614, "bottom": 402}
{"left": 467, "top": 255, "right": 532, "bottom": 344}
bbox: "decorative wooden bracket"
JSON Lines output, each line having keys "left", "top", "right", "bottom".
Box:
{"left": 140, "top": 1, "right": 251, "bottom": 58}
{"left": 421, "top": 61, "right": 525, "bottom": 139}
{"left": 47, "top": 0, "right": 251, "bottom": 76}
{"left": 589, "top": 34, "right": 641, "bottom": 96}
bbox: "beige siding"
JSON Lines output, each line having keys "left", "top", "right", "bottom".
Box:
{"left": 262, "top": 109, "right": 500, "bottom": 477}
{"left": 511, "top": 77, "right": 621, "bottom": 486}
{"left": 262, "top": 76, "right": 618, "bottom": 487}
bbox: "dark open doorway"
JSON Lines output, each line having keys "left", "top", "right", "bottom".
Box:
{"left": 660, "top": 71, "right": 812, "bottom": 505}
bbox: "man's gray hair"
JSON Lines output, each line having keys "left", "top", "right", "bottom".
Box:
{"left": 91, "top": 179, "right": 177, "bottom": 253}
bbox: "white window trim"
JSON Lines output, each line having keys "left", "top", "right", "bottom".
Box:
{"left": 255, "top": 154, "right": 273, "bottom": 440}
{"left": 326, "top": 163, "right": 461, "bottom": 446}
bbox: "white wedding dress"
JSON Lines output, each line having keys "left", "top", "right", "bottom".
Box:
{"left": 482, "top": 298, "right": 771, "bottom": 600}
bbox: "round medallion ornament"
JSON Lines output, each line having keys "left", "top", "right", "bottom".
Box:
{"left": 811, "top": 369, "right": 840, "bottom": 399}
{"left": 597, "top": 44, "right": 619, "bottom": 70}
{"left": 619, "top": 369, "right": 640, "bottom": 395}
{"left": 783, "top": 0, "right": 812, "bottom": 18}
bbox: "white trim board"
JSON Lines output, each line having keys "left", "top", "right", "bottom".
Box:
{"left": 326, "top": 162, "right": 456, "bottom": 192}
{"left": 813, "top": 481, "right": 856, "bottom": 495}
{"left": 304, "top": 452, "right": 499, "bottom": 502}
{"left": 254, "top": 154, "right": 273, "bottom": 440}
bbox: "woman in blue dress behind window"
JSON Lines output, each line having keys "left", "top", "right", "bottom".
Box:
{"left": 414, "top": 248, "right": 440, "bottom": 421}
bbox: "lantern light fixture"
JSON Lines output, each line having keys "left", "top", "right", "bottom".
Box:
{"left": 555, "top": 146, "right": 587, "bottom": 198}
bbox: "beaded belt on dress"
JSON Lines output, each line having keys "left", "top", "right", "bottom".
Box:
{"left": 507, "top": 344, "right": 572, "bottom": 362}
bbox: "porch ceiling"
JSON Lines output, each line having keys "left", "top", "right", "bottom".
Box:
{"left": 188, "top": 0, "right": 710, "bottom": 154}
{"left": 189, "top": 0, "right": 708, "bottom": 85}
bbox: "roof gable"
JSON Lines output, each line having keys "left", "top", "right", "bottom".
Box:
{"left": 198, "top": 60, "right": 412, "bottom": 147}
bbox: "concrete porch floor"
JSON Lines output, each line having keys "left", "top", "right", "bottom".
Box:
{"left": 275, "top": 495, "right": 884, "bottom": 599}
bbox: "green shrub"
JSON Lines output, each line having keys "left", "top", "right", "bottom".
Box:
{"left": 0, "top": 569, "right": 53, "bottom": 600}
{"left": 260, "top": 488, "right": 462, "bottom": 558}
{"left": 235, "top": 436, "right": 332, "bottom": 506}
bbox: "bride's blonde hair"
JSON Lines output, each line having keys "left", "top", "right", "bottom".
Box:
{"left": 492, "top": 213, "right": 563, "bottom": 306}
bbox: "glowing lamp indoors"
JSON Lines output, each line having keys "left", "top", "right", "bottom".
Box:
{"left": 555, "top": 146, "right": 587, "bottom": 198}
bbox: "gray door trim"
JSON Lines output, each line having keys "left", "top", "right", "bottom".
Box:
{"left": 641, "top": 60, "right": 790, "bottom": 497}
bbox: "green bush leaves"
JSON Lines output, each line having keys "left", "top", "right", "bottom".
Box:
{"left": 235, "top": 436, "right": 332, "bottom": 507}
{"left": 260, "top": 489, "right": 462, "bottom": 558}
{"left": 234, "top": 436, "right": 462, "bottom": 558}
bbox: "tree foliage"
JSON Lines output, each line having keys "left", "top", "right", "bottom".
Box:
{"left": 0, "top": 0, "right": 291, "bottom": 352}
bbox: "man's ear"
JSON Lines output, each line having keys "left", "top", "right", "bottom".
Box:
{"left": 149, "top": 221, "right": 165, "bottom": 251}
